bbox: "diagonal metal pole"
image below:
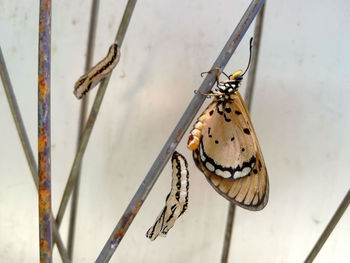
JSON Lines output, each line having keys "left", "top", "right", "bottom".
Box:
{"left": 55, "top": 0, "right": 137, "bottom": 228}
{"left": 95, "top": 0, "right": 265, "bottom": 262}
{"left": 305, "top": 189, "right": 350, "bottom": 263}
{"left": 221, "top": 3, "right": 266, "bottom": 263}
{"left": 0, "top": 47, "right": 71, "bottom": 263}
{"left": 67, "top": 0, "right": 100, "bottom": 258}
{"left": 0, "top": 48, "right": 38, "bottom": 186}
{"left": 38, "top": 0, "right": 53, "bottom": 261}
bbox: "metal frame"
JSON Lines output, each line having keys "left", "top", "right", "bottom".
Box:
{"left": 1, "top": 0, "right": 349, "bottom": 262}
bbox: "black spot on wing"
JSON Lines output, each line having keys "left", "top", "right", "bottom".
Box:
{"left": 224, "top": 113, "right": 231, "bottom": 122}
{"left": 208, "top": 127, "right": 212, "bottom": 138}
{"left": 243, "top": 128, "right": 250, "bottom": 135}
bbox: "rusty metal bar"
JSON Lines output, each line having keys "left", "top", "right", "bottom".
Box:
{"left": 38, "top": 0, "right": 53, "bottom": 262}
{"left": 305, "top": 189, "right": 350, "bottom": 263}
{"left": 55, "top": 0, "right": 136, "bottom": 228}
{"left": 95, "top": 0, "right": 265, "bottom": 261}
{"left": 67, "top": 0, "right": 100, "bottom": 258}
{"left": 0, "top": 47, "right": 71, "bottom": 263}
{"left": 221, "top": 3, "right": 266, "bottom": 263}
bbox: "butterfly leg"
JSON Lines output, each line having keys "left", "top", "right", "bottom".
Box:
{"left": 201, "top": 67, "right": 221, "bottom": 87}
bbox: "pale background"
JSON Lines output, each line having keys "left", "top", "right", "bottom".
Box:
{"left": 1, "top": 0, "right": 350, "bottom": 262}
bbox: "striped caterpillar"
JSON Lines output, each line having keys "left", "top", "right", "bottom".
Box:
{"left": 146, "top": 151, "right": 189, "bottom": 241}
{"left": 73, "top": 43, "right": 120, "bottom": 99}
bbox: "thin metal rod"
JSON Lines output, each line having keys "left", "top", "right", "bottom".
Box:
{"left": 0, "top": 48, "right": 38, "bottom": 186}
{"left": 245, "top": 2, "right": 265, "bottom": 108}
{"left": 95, "top": 0, "right": 265, "bottom": 262}
{"left": 221, "top": 3, "right": 266, "bottom": 263}
{"left": 38, "top": 0, "right": 52, "bottom": 261}
{"left": 67, "top": 0, "right": 100, "bottom": 258}
{"left": 221, "top": 203, "right": 236, "bottom": 263}
{"left": 0, "top": 47, "right": 71, "bottom": 263}
{"left": 55, "top": 0, "right": 137, "bottom": 228}
{"left": 305, "top": 189, "right": 350, "bottom": 263}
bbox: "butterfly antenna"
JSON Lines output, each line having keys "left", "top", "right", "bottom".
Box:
{"left": 222, "top": 71, "right": 230, "bottom": 79}
{"left": 241, "top": 37, "right": 253, "bottom": 77}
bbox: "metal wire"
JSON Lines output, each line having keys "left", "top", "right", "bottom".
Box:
{"left": 221, "top": 3, "right": 266, "bottom": 262}
{"left": 221, "top": 203, "right": 236, "bottom": 263}
{"left": 0, "top": 46, "right": 71, "bottom": 263}
{"left": 95, "top": 0, "right": 265, "bottom": 262}
{"left": 38, "top": 1, "right": 53, "bottom": 261}
{"left": 67, "top": 0, "right": 100, "bottom": 258}
{"left": 55, "top": 0, "right": 137, "bottom": 228}
{"left": 245, "top": 3, "right": 265, "bottom": 109}
{"left": 0, "top": 48, "right": 38, "bottom": 187}
{"left": 305, "top": 189, "right": 350, "bottom": 262}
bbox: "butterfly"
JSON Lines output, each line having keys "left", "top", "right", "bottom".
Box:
{"left": 146, "top": 151, "right": 189, "bottom": 240}
{"left": 187, "top": 64, "right": 269, "bottom": 211}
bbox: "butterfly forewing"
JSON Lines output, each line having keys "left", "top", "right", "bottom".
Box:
{"left": 192, "top": 91, "right": 268, "bottom": 210}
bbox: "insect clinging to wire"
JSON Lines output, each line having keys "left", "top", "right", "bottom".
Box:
{"left": 187, "top": 38, "right": 269, "bottom": 211}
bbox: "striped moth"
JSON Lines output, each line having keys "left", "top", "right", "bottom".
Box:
{"left": 187, "top": 64, "right": 269, "bottom": 211}
{"left": 146, "top": 151, "right": 189, "bottom": 240}
{"left": 73, "top": 43, "right": 120, "bottom": 99}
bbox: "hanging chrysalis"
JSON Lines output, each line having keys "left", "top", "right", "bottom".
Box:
{"left": 187, "top": 39, "right": 269, "bottom": 211}
{"left": 146, "top": 151, "right": 189, "bottom": 240}
{"left": 73, "top": 43, "right": 121, "bottom": 99}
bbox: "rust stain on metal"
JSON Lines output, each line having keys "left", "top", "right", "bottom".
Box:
{"left": 38, "top": 126, "right": 48, "bottom": 152}
{"left": 39, "top": 20, "right": 44, "bottom": 33}
{"left": 173, "top": 129, "right": 181, "bottom": 142}
{"left": 39, "top": 187, "right": 51, "bottom": 209}
{"left": 40, "top": 238, "right": 49, "bottom": 251}
{"left": 133, "top": 199, "right": 142, "bottom": 213}
{"left": 113, "top": 228, "right": 126, "bottom": 240}
{"left": 38, "top": 73, "right": 48, "bottom": 99}
{"left": 45, "top": 0, "right": 51, "bottom": 11}
{"left": 113, "top": 200, "right": 143, "bottom": 240}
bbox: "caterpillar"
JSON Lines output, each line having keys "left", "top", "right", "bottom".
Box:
{"left": 187, "top": 40, "right": 269, "bottom": 210}
{"left": 146, "top": 151, "right": 189, "bottom": 241}
{"left": 73, "top": 43, "right": 120, "bottom": 99}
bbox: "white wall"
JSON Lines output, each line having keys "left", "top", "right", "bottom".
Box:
{"left": 1, "top": 0, "right": 350, "bottom": 262}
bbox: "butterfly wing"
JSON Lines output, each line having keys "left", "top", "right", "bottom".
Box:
{"left": 193, "top": 91, "right": 268, "bottom": 210}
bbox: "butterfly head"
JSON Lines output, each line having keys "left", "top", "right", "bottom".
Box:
{"left": 213, "top": 69, "right": 243, "bottom": 101}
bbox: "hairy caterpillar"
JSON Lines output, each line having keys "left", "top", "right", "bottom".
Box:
{"left": 187, "top": 40, "right": 269, "bottom": 210}
{"left": 73, "top": 43, "right": 120, "bottom": 99}
{"left": 146, "top": 151, "right": 189, "bottom": 241}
